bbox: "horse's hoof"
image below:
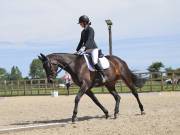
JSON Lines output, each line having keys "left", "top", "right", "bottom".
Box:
{"left": 105, "top": 114, "right": 109, "bottom": 119}
{"left": 105, "top": 113, "right": 109, "bottom": 119}
{"left": 114, "top": 113, "right": 118, "bottom": 119}
{"left": 72, "top": 116, "right": 78, "bottom": 123}
{"left": 141, "top": 111, "right": 146, "bottom": 115}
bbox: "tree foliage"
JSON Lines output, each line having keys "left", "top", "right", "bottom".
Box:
{"left": 29, "top": 59, "right": 46, "bottom": 79}
{"left": 147, "top": 62, "right": 164, "bottom": 72}
{"left": 165, "top": 67, "right": 180, "bottom": 77}
{"left": 147, "top": 62, "right": 164, "bottom": 78}
{"left": 165, "top": 67, "right": 174, "bottom": 77}
{"left": 0, "top": 68, "right": 6, "bottom": 76}
{"left": 0, "top": 68, "right": 9, "bottom": 80}
{"left": 175, "top": 68, "right": 180, "bottom": 76}
{"left": 10, "top": 66, "right": 22, "bottom": 80}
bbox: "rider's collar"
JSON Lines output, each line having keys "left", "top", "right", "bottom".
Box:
{"left": 84, "top": 25, "right": 89, "bottom": 30}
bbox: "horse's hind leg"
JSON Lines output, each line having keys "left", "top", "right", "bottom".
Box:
{"left": 122, "top": 78, "right": 145, "bottom": 115}
{"left": 131, "top": 88, "right": 145, "bottom": 115}
{"left": 86, "top": 90, "right": 109, "bottom": 119}
{"left": 105, "top": 83, "right": 121, "bottom": 119}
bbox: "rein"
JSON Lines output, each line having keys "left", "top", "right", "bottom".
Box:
{"left": 51, "top": 61, "right": 73, "bottom": 75}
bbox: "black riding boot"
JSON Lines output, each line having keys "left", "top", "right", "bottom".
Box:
{"left": 94, "top": 63, "right": 107, "bottom": 83}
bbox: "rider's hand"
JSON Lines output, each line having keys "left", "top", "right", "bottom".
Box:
{"left": 80, "top": 46, "right": 85, "bottom": 52}
{"left": 74, "top": 51, "right": 81, "bottom": 55}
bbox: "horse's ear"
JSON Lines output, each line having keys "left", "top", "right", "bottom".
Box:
{"left": 38, "top": 56, "right": 43, "bottom": 61}
{"left": 40, "top": 53, "right": 47, "bottom": 61}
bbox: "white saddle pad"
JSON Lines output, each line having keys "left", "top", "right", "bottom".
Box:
{"left": 83, "top": 54, "right": 110, "bottom": 71}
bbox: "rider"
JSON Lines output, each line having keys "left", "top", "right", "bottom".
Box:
{"left": 76, "top": 15, "right": 107, "bottom": 82}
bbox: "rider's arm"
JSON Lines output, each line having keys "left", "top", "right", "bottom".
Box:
{"left": 76, "top": 32, "right": 83, "bottom": 51}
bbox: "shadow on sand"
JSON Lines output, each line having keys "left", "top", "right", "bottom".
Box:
{"left": 10, "top": 115, "right": 106, "bottom": 126}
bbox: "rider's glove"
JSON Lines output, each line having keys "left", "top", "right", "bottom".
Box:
{"left": 76, "top": 46, "right": 85, "bottom": 55}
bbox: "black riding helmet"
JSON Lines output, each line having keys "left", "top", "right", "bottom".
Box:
{"left": 78, "top": 15, "right": 90, "bottom": 24}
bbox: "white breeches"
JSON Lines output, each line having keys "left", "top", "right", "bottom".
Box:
{"left": 90, "top": 48, "right": 99, "bottom": 64}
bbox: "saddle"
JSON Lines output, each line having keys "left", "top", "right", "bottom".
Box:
{"left": 83, "top": 50, "right": 110, "bottom": 71}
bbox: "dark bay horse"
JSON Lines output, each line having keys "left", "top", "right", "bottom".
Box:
{"left": 39, "top": 53, "right": 146, "bottom": 122}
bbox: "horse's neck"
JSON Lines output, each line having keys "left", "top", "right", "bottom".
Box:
{"left": 54, "top": 53, "right": 74, "bottom": 67}
{"left": 56, "top": 53, "right": 81, "bottom": 84}
{"left": 59, "top": 53, "right": 75, "bottom": 63}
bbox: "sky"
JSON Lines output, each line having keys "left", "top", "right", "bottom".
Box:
{"left": 0, "top": 0, "right": 179, "bottom": 77}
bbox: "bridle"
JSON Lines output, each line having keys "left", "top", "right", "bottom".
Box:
{"left": 45, "top": 58, "right": 72, "bottom": 76}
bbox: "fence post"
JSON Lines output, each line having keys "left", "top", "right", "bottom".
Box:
{"left": 150, "top": 73, "right": 152, "bottom": 92}
{"left": 161, "top": 72, "right": 163, "bottom": 91}
{"left": 172, "top": 72, "right": 175, "bottom": 91}
{"left": 24, "top": 80, "right": 26, "bottom": 95}
{"left": 17, "top": 80, "right": 19, "bottom": 95}
{"left": 45, "top": 79, "right": 47, "bottom": 94}
{"left": 4, "top": 80, "right": 7, "bottom": 96}
{"left": 38, "top": 80, "right": 40, "bottom": 95}
{"left": 119, "top": 81, "right": 122, "bottom": 93}
{"left": 30, "top": 80, "right": 33, "bottom": 95}
{"left": 11, "top": 81, "right": 13, "bottom": 96}
{"left": 101, "top": 87, "right": 104, "bottom": 93}
{"left": 139, "top": 73, "right": 142, "bottom": 92}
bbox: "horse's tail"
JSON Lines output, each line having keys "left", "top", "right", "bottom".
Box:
{"left": 129, "top": 70, "right": 146, "bottom": 88}
{"left": 114, "top": 56, "right": 146, "bottom": 89}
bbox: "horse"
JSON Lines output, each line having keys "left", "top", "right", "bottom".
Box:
{"left": 177, "top": 78, "right": 180, "bottom": 85}
{"left": 164, "top": 79, "right": 172, "bottom": 89}
{"left": 38, "top": 53, "right": 146, "bottom": 122}
{"left": 165, "top": 78, "right": 180, "bottom": 89}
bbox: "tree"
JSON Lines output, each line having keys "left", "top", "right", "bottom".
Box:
{"left": 175, "top": 68, "right": 180, "bottom": 76}
{"left": 165, "top": 67, "right": 174, "bottom": 77}
{"left": 147, "top": 62, "right": 164, "bottom": 78}
{"left": 165, "top": 67, "right": 180, "bottom": 77}
{"left": 0, "top": 68, "right": 9, "bottom": 80}
{"left": 23, "top": 76, "right": 30, "bottom": 80}
{"left": 29, "top": 59, "right": 46, "bottom": 79}
{"left": 10, "top": 66, "right": 22, "bottom": 80}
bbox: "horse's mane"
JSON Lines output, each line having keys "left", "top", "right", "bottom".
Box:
{"left": 46, "top": 53, "right": 82, "bottom": 63}
{"left": 47, "top": 53, "right": 78, "bottom": 58}
{"left": 50, "top": 53, "right": 75, "bottom": 55}
{"left": 47, "top": 53, "right": 79, "bottom": 56}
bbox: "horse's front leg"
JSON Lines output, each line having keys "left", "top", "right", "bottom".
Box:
{"left": 72, "top": 82, "right": 89, "bottom": 122}
{"left": 86, "top": 90, "right": 109, "bottom": 119}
